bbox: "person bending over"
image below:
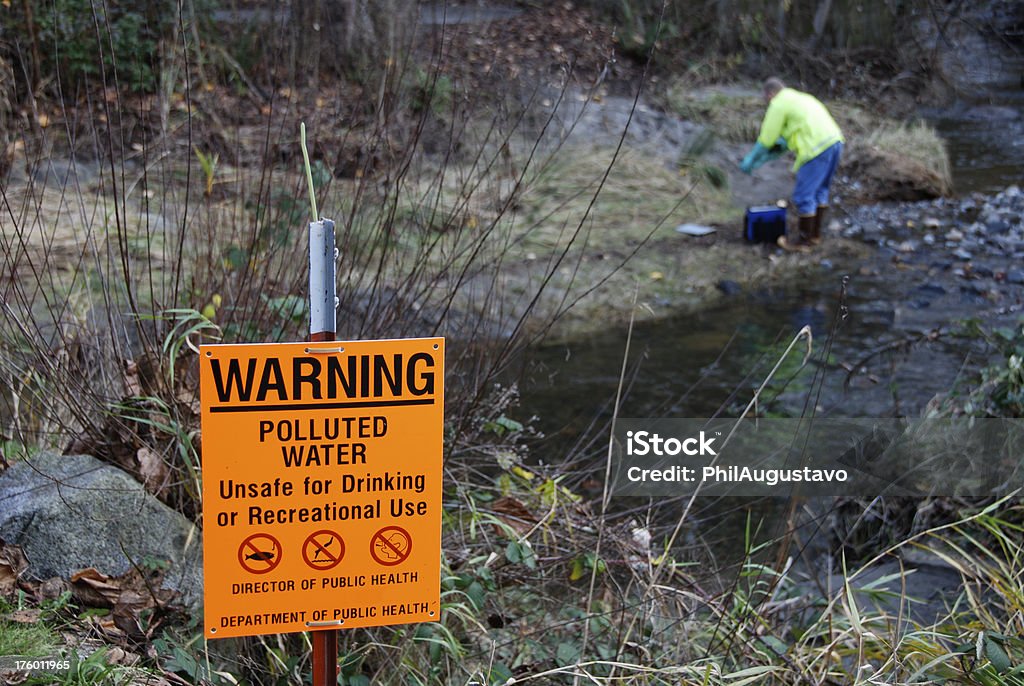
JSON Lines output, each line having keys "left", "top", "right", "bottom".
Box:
{"left": 741, "top": 77, "right": 844, "bottom": 251}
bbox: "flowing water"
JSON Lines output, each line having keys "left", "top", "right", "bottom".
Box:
{"left": 925, "top": 50, "right": 1024, "bottom": 194}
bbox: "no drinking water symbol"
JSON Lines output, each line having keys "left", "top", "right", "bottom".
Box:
{"left": 238, "top": 533, "right": 282, "bottom": 574}
{"left": 370, "top": 526, "right": 412, "bottom": 566}
{"left": 302, "top": 529, "right": 345, "bottom": 571}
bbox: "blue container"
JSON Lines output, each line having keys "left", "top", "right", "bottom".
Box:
{"left": 744, "top": 205, "right": 787, "bottom": 243}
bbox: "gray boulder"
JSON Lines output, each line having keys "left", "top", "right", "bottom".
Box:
{"left": 0, "top": 452, "right": 202, "bottom": 612}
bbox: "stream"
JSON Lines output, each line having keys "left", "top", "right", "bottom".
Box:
{"left": 512, "top": 32, "right": 1024, "bottom": 586}
{"left": 519, "top": 56, "right": 1024, "bottom": 446}
{"left": 518, "top": 185, "right": 1024, "bottom": 436}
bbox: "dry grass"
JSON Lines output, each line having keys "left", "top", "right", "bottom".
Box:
{"left": 863, "top": 120, "right": 952, "bottom": 186}
{"left": 658, "top": 82, "right": 763, "bottom": 144}
{"left": 514, "top": 145, "right": 731, "bottom": 251}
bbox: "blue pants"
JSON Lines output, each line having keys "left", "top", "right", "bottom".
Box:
{"left": 793, "top": 142, "right": 843, "bottom": 215}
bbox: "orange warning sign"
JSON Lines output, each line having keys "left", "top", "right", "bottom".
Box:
{"left": 200, "top": 338, "right": 444, "bottom": 639}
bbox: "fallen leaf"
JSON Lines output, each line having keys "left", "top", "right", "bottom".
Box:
{"left": 39, "top": 577, "right": 69, "bottom": 601}
{"left": 490, "top": 496, "right": 539, "bottom": 535}
{"left": 0, "top": 670, "right": 27, "bottom": 685}
{"left": 123, "top": 361, "right": 143, "bottom": 396}
{"left": 70, "top": 564, "right": 179, "bottom": 636}
{"left": 104, "top": 647, "right": 133, "bottom": 665}
{"left": 71, "top": 568, "right": 122, "bottom": 607}
{"left": 7, "top": 608, "right": 42, "bottom": 624}
{"left": 112, "top": 608, "right": 148, "bottom": 642}
{"left": 0, "top": 542, "right": 28, "bottom": 595}
{"left": 136, "top": 446, "right": 169, "bottom": 493}
{"left": 89, "top": 614, "right": 126, "bottom": 639}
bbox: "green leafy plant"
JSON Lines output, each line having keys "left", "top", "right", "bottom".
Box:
{"left": 411, "top": 68, "right": 454, "bottom": 116}
{"left": 615, "top": 0, "right": 681, "bottom": 60}
{"left": 945, "top": 319, "right": 1024, "bottom": 417}
{"left": 194, "top": 147, "right": 220, "bottom": 197}
{"left": 21, "top": 0, "right": 161, "bottom": 91}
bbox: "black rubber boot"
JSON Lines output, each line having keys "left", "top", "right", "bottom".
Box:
{"left": 779, "top": 215, "right": 815, "bottom": 252}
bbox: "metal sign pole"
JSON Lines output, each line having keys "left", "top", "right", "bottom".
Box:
{"left": 309, "top": 217, "right": 337, "bottom": 342}
{"left": 309, "top": 217, "right": 338, "bottom": 685}
{"left": 312, "top": 629, "right": 338, "bottom": 686}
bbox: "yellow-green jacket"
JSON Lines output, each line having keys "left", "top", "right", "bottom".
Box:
{"left": 757, "top": 88, "right": 844, "bottom": 171}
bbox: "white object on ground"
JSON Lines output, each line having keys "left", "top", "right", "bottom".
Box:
{"left": 675, "top": 223, "right": 716, "bottom": 236}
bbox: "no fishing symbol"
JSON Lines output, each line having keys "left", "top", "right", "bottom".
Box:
{"left": 238, "top": 533, "right": 282, "bottom": 574}
{"left": 370, "top": 526, "right": 412, "bottom": 566}
{"left": 302, "top": 529, "right": 345, "bottom": 571}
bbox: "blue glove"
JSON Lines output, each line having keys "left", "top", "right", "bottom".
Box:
{"left": 740, "top": 142, "right": 770, "bottom": 174}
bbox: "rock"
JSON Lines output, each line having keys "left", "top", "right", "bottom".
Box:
{"left": 1001, "top": 185, "right": 1022, "bottom": 204}
{"left": 923, "top": 217, "right": 941, "bottom": 229}
{"left": 923, "top": 233, "right": 936, "bottom": 245}
{"left": 973, "top": 265, "right": 995, "bottom": 278}
{"left": 946, "top": 229, "right": 964, "bottom": 241}
{"left": 716, "top": 279, "right": 742, "bottom": 296}
{"left": 1007, "top": 270, "right": 1024, "bottom": 285}
{"left": 995, "top": 236, "right": 1024, "bottom": 252}
{"left": 0, "top": 453, "right": 202, "bottom": 612}
{"left": 963, "top": 105, "right": 1020, "bottom": 122}
{"left": 986, "top": 219, "right": 1012, "bottom": 234}
{"left": 959, "top": 282, "right": 988, "bottom": 296}
{"left": 31, "top": 158, "right": 98, "bottom": 190}
{"left": 918, "top": 282, "right": 947, "bottom": 295}
{"left": 952, "top": 248, "right": 973, "bottom": 261}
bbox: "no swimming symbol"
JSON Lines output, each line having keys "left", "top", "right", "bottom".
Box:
{"left": 302, "top": 529, "right": 345, "bottom": 571}
{"left": 370, "top": 526, "right": 412, "bottom": 566}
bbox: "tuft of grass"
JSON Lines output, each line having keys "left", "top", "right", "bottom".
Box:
{"left": 0, "top": 620, "right": 59, "bottom": 656}
{"left": 833, "top": 102, "right": 953, "bottom": 197}
{"left": 862, "top": 120, "right": 952, "bottom": 190}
